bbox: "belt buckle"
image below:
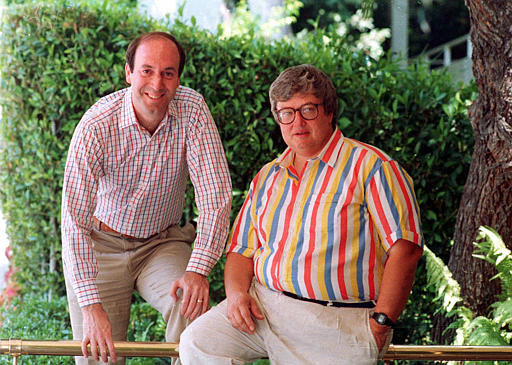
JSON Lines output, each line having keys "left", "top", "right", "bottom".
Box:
{"left": 326, "top": 301, "right": 334, "bottom": 307}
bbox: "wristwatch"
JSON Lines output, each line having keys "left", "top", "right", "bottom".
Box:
{"left": 371, "top": 312, "right": 395, "bottom": 328}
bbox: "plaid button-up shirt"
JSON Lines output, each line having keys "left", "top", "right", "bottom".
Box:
{"left": 62, "top": 86, "right": 232, "bottom": 307}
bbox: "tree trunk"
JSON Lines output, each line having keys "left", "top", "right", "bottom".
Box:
{"left": 434, "top": 0, "right": 512, "bottom": 342}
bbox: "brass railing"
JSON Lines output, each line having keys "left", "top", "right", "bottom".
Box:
{"left": 383, "top": 345, "right": 512, "bottom": 361}
{"left": 2, "top": 340, "right": 512, "bottom": 363}
{"left": 0, "top": 340, "right": 178, "bottom": 364}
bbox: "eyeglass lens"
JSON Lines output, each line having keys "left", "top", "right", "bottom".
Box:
{"left": 278, "top": 104, "right": 319, "bottom": 124}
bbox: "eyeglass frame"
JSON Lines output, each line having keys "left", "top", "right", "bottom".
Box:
{"left": 275, "top": 103, "right": 322, "bottom": 125}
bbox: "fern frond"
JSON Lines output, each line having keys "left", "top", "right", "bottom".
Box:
{"left": 425, "top": 245, "right": 464, "bottom": 312}
{"left": 466, "top": 316, "right": 509, "bottom": 346}
{"left": 490, "top": 298, "right": 512, "bottom": 330}
{"left": 473, "top": 226, "right": 512, "bottom": 298}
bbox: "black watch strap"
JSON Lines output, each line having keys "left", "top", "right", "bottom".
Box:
{"left": 371, "top": 312, "right": 395, "bottom": 328}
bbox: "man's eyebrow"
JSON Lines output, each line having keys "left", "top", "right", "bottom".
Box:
{"left": 140, "top": 64, "right": 177, "bottom": 72}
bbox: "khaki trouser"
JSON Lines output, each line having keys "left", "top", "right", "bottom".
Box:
{"left": 180, "top": 280, "right": 391, "bottom": 365}
{"left": 65, "top": 223, "right": 195, "bottom": 365}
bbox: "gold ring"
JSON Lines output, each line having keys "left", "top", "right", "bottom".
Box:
{"left": 197, "top": 299, "right": 203, "bottom": 303}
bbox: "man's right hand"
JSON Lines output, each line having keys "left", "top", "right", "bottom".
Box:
{"left": 226, "top": 291, "right": 264, "bottom": 334}
{"left": 81, "top": 303, "right": 117, "bottom": 363}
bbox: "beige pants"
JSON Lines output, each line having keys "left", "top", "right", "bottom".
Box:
{"left": 65, "top": 224, "right": 195, "bottom": 365}
{"left": 180, "top": 280, "right": 389, "bottom": 365}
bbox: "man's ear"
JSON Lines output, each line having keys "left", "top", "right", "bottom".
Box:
{"left": 125, "top": 63, "right": 131, "bottom": 85}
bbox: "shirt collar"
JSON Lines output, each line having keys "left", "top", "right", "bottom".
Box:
{"left": 276, "top": 128, "right": 344, "bottom": 169}
{"left": 120, "top": 87, "right": 179, "bottom": 131}
{"left": 120, "top": 88, "right": 138, "bottom": 129}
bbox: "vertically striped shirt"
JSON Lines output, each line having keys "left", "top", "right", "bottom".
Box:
{"left": 227, "top": 128, "right": 423, "bottom": 302}
{"left": 62, "top": 86, "right": 232, "bottom": 307}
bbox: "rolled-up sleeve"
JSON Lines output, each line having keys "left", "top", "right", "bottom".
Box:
{"left": 365, "top": 160, "right": 424, "bottom": 252}
{"left": 186, "top": 98, "right": 232, "bottom": 275}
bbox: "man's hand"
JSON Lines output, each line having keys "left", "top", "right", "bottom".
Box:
{"left": 226, "top": 291, "right": 264, "bottom": 334}
{"left": 81, "top": 303, "right": 116, "bottom": 363}
{"left": 369, "top": 317, "right": 392, "bottom": 352}
{"left": 170, "top": 271, "right": 209, "bottom": 320}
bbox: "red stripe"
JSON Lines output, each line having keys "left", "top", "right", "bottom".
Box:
{"left": 303, "top": 166, "right": 333, "bottom": 298}
{"left": 367, "top": 222, "right": 376, "bottom": 298}
{"left": 257, "top": 169, "right": 286, "bottom": 290}
{"left": 227, "top": 190, "right": 253, "bottom": 252}
{"left": 369, "top": 179, "right": 393, "bottom": 246}
{"left": 356, "top": 139, "right": 389, "bottom": 161}
{"left": 336, "top": 149, "right": 367, "bottom": 300}
{"left": 389, "top": 161, "right": 416, "bottom": 231}
{"left": 269, "top": 179, "right": 299, "bottom": 291}
{"left": 322, "top": 130, "right": 341, "bottom": 163}
{"left": 229, "top": 171, "right": 261, "bottom": 252}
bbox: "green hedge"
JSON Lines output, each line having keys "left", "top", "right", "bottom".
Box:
{"left": 0, "top": 0, "right": 475, "bottom": 349}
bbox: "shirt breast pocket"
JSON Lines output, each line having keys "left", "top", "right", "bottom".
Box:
{"left": 303, "top": 192, "right": 342, "bottom": 218}
{"left": 310, "top": 192, "right": 342, "bottom": 205}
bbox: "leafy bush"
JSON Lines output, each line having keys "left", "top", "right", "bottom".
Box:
{"left": 0, "top": 293, "right": 176, "bottom": 364}
{"left": 426, "top": 226, "right": 512, "bottom": 365}
{"left": 0, "top": 293, "right": 73, "bottom": 364}
{"left": 0, "top": 0, "right": 475, "bottom": 350}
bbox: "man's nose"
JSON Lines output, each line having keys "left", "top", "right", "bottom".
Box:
{"left": 293, "top": 110, "right": 307, "bottom": 124}
{"left": 150, "top": 74, "right": 165, "bottom": 89}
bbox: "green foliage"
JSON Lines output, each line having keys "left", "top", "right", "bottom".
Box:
{"left": 426, "top": 226, "right": 512, "bottom": 363}
{"left": 126, "top": 295, "right": 172, "bottom": 364}
{"left": 127, "top": 294, "right": 167, "bottom": 342}
{"left": 0, "top": 0, "right": 162, "bottom": 297}
{"left": 473, "top": 226, "right": 512, "bottom": 299}
{"left": 0, "top": 293, "right": 73, "bottom": 364}
{"left": 0, "top": 293, "right": 173, "bottom": 363}
{"left": 425, "top": 244, "right": 473, "bottom": 344}
{"left": 0, "top": 0, "right": 475, "bottom": 350}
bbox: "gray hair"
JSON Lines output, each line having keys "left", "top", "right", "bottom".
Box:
{"left": 269, "top": 64, "right": 338, "bottom": 126}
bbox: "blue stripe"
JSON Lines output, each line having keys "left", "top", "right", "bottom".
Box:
{"left": 290, "top": 162, "right": 325, "bottom": 296}
{"left": 363, "top": 159, "right": 381, "bottom": 191}
{"left": 356, "top": 203, "right": 367, "bottom": 300}
{"left": 262, "top": 176, "right": 292, "bottom": 288}
{"left": 236, "top": 185, "right": 254, "bottom": 255}
{"left": 377, "top": 163, "right": 401, "bottom": 232}
{"left": 399, "top": 162, "right": 422, "bottom": 220}
{"left": 323, "top": 149, "right": 357, "bottom": 299}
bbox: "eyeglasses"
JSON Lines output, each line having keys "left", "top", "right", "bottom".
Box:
{"left": 276, "top": 103, "right": 321, "bottom": 125}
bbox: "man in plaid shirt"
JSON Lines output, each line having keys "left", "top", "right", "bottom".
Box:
{"left": 61, "top": 31, "right": 232, "bottom": 364}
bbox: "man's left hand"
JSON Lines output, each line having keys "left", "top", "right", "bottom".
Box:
{"left": 170, "top": 271, "right": 209, "bottom": 320}
{"left": 369, "top": 318, "right": 392, "bottom": 352}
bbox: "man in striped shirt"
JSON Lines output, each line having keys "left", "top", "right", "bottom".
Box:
{"left": 180, "top": 64, "right": 423, "bottom": 364}
{"left": 61, "top": 32, "right": 232, "bottom": 364}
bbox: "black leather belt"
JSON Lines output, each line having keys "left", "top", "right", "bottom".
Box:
{"left": 282, "top": 291, "right": 375, "bottom": 308}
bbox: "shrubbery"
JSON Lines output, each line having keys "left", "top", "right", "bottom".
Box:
{"left": 426, "top": 227, "right": 512, "bottom": 359}
{"left": 0, "top": 0, "right": 476, "bottom": 357}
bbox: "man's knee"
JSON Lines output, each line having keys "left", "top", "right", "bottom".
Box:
{"left": 178, "top": 321, "right": 204, "bottom": 363}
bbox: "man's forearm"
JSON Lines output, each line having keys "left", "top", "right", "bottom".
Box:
{"left": 374, "top": 239, "right": 423, "bottom": 321}
{"left": 224, "top": 252, "right": 254, "bottom": 297}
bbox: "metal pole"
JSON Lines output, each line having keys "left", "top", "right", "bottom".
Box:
{"left": 0, "top": 339, "right": 179, "bottom": 358}
{"left": 383, "top": 345, "right": 512, "bottom": 361}
{"left": 3, "top": 340, "right": 512, "bottom": 361}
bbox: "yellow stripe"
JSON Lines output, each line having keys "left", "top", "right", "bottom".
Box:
{"left": 282, "top": 161, "right": 319, "bottom": 292}
{"left": 254, "top": 164, "right": 288, "bottom": 289}
{"left": 315, "top": 149, "right": 351, "bottom": 298}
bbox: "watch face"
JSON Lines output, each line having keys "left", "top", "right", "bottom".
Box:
{"left": 372, "top": 312, "right": 394, "bottom": 327}
{"left": 375, "top": 313, "right": 386, "bottom": 324}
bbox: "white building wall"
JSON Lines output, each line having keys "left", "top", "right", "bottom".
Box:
{"left": 138, "top": 0, "right": 227, "bottom": 33}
